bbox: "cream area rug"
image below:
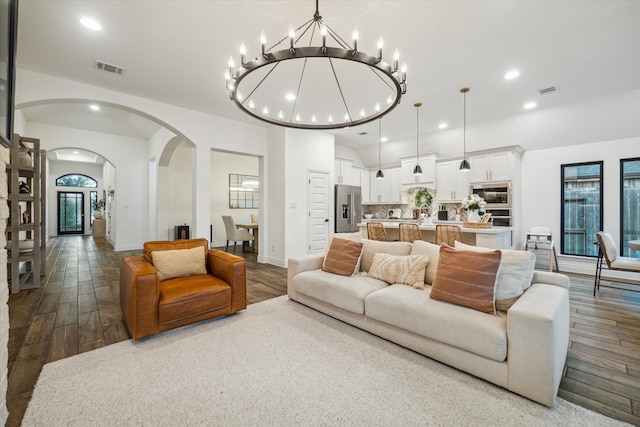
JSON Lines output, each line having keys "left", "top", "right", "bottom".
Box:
{"left": 23, "top": 296, "right": 626, "bottom": 426}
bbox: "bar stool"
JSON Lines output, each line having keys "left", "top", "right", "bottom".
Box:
{"left": 435, "top": 224, "right": 463, "bottom": 246}
{"left": 367, "top": 222, "right": 388, "bottom": 241}
{"left": 399, "top": 222, "right": 422, "bottom": 243}
{"left": 524, "top": 226, "right": 558, "bottom": 271}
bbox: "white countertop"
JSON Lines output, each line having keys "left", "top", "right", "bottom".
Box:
{"left": 357, "top": 220, "right": 512, "bottom": 234}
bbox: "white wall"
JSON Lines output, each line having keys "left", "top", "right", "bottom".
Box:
{"left": 210, "top": 151, "right": 259, "bottom": 247}
{"left": 521, "top": 136, "right": 640, "bottom": 278}
{"left": 26, "top": 122, "right": 147, "bottom": 250}
{"left": 48, "top": 160, "right": 104, "bottom": 236}
{"left": 168, "top": 142, "right": 193, "bottom": 237}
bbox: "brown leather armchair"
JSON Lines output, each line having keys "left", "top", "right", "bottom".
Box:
{"left": 120, "top": 238, "right": 246, "bottom": 340}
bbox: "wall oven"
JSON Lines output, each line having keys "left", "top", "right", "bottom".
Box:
{"left": 472, "top": 183, "right": 512, "bottom": 226}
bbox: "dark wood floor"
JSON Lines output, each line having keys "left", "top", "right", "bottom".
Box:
{"left": 5, "top": 236, "right": 640, "bottom": 426}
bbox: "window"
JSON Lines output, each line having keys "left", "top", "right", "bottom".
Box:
{"left": 620, "top": 158, "right": 640, "bottom": 256}
{"left": 561, "top": 162, "right": 603, "bottom": 256}
{"left": 90, "top": 191, "right": 97, "bottom": 226}
{"left": 56, "top": 174, "right": 98, "bottom": 188}
{"left": 229, "top": 174, "right": 259, "bottom": 209}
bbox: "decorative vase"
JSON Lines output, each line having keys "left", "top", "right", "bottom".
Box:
{"left": 467, "top": 210, "right": 481, "bottom": 223}
{"left": 93, "top": 211, "right": 103, "bottom": 219}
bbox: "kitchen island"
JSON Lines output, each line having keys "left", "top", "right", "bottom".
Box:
{"left": 357, "top": 220, "right": 513, "bottom": 249}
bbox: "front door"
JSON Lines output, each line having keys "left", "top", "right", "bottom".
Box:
{"left": 307, "top": 170, "right": 330, "bottom": 253}
{"left": 58, "top": 191, "right": 85, "bottom": 235}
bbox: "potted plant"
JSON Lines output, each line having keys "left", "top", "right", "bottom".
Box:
{"left": 91, "top": 199, "right": 106, "bottom": 219}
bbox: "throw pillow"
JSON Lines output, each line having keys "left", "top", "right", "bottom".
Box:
{"left": 152, "top": 246, "right": 207, "bottom": 281}
{"left": 430, "top": 244, "right": 501, "bottom": 315}
{"left": 368, "top": 253, "right": 429, "bottom": 289}
{"left": 454, "top": 241, "right": 536, "bottom": 311}
{"left": 322, "top": 238, "right": 364, "bottom": 277}
{"left": 410, "top": 240, "right": 441, "bottom": 285}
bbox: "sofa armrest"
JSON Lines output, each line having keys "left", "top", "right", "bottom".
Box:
{"left": 120, "top": 256, "right": 161, "bottom": 340}
{"left": 507, "top": 283, "right": 570, "bottom": 406}
{"left": 287, "top": 253, "right": 325, "bottom": 300}
{"left": 208, "top": 249, "right": 247, "bottom": 313}
{"left": 531, "top": 271, "right": 570, "bottom": 289}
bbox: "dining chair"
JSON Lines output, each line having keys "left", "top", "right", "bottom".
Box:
{"left": 524, "top": 226, "right": 558, "bottom": 271}
{"left": 398, "top": 222, "right": 422, "bottom": 243}
{"left": 222, "top": 215, "right": 254, "bottom": 253}
{"left": 594, "top": 231, "right": 640, "bottom": 295}
{"left": 367, "top": 222, "right": 388, "bottom": 241}
{"left": 250, "top": 213, "right": 259, "bottom": 224}
{"left": 435, "top": 224, "right": 463, "bottom": 246}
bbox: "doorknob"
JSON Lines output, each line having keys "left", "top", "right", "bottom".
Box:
{"left": 324, "top": 219, "right": 329, "bottom": 222}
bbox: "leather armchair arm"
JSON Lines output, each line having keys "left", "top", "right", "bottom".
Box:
{"left": 208, "top": 249, "right": 247, "bottom": 313}
{"left": 120, "top": 256, "right": 160, "bottom": 340}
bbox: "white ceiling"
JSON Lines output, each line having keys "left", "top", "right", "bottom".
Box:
{"left": 15, "top": 1, "right": 640, "bottom": 153}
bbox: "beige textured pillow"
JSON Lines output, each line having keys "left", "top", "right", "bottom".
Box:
{"left": 368, "top": 253, "right": 429, "bottom": 289}
{"left": 430, "top": 244, "right": 501, "bottom": 315}
{"left": 322, "top": 238, "right": 364, "bottom": 277}
{"left": 151, "top": 246, "right": 207, "bottom": 281}
{"left": 360, "top": 239, "right": 413, "bottom": 272}
{"left": 410, "top": 240, "right": 441, "bottom": 285}
{"left": 454, "top": 241, "right": 536, "bottom": 311}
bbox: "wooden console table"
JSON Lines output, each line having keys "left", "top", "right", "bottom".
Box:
{"left": 93, "top": 219, "right": 106, "bottom": 238}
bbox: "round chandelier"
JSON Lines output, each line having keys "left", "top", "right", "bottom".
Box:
{"left": 224, "top": 0, "right": 407, "bottom": 130}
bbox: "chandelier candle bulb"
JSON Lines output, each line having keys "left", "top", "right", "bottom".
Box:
{"left": 352, "top": 27, "right": 359, "bottom": 51}
{"left": 377, "top": 37, "right": 383, "bottom": 60}
{"left": 328, "top": 115, "right": 332, "bottom": 125}
{"left": 278, "top": 111, "right": 284, "bottom": 120}
{"left": 260, "top": 31, "right": 267, "bottom": 56}
{"left": 321, "top": 26, "right": 327, "bottom": 48}
{"left": 393, "top": 49, "right": 399, "bottom": 71}
{"left": 289, "top": 26, "right": 295, "bottom": 50}
{"left": 227, "top": 56, "right": 235, "bottom": 78}
{"left": 239, "top": 43, "right": 246, "bottom": 66}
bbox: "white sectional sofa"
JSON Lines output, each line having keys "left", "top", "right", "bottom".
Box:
{"left": 287, "top": 238, "right": 570, "bottom": 407}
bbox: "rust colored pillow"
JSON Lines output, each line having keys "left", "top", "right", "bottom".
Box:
{"left": 322, "top": 238, "right": 364, "bottom": 277}
{"left": 430, "top": 244, "right": 501, "bottom": 315}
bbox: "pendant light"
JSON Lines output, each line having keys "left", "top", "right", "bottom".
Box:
{"left": 376, "top": 119, "right": 384, "bottom": 179}
{"left": 413, "top": 102, "right": 422, "bottom": 175}
{"left": 459, "top": 88, "right": 471, "bottom": 171}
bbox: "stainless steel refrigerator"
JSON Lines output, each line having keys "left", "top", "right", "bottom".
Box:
{"left": 335, "top": 184, "right": 362, "bottom": 233}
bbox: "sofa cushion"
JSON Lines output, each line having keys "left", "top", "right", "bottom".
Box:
{"left": 430, "top": 244, "right": 501, "bottom": 315}
{"left": 158, "top": 274, "right": 231, "bottom": 325}
{"left": 360, "top": 239, "right": 413, "bottom": 272}
{"left": 368, "top": 253, "right": 429, "bottom": 289}
{"left": 322, "top": 238, "right": 363, "bottom": 276}
{"left": 409, "top": 240, "right": 441, "bottom": 285}
{"left": 293, "top": 269, "right": 388, "bottom": 314}
{"left": 152, "top": 246, "right": 207, "bottom": 281}
{"left": 365, "top": 284, "right": 508, "bottom": 362}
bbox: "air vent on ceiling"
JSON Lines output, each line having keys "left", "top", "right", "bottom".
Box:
{"left": 357, "top": 132, "right": 368, "bottom": 136}
{"left": 537, "top": 85, "right": 558, "bottom": 95}
{"left": 94, "top": 60, "right": 126, "bottom": 75}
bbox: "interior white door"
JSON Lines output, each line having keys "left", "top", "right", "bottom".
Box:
{"left": 307, "top": 170, "right": 330, "bottom": 253}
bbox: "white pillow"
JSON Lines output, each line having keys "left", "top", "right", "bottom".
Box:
{"left": 368, "top": 253, "right": 429, "bottom": 289}
{"left": 410, "top": 240, "right": 441, "bottom": 285}
{"left": 151, "top": 246, "right": 207, "bottom": 281}
{"left": 454, "top": 241, "right": 535, "bottom": 311}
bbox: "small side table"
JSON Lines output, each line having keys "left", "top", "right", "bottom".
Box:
{"left": 93, "top": 219, "right": 106, "bottom": 238}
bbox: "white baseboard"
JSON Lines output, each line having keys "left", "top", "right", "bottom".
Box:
{"left": 258, "top": 255, "right": 287, "bottom": 268}
{"left": 114, "top": 244, "right": 143, "bottom": 252}
{"left": 556, "top": 254, "right": 640, "bottom": 283}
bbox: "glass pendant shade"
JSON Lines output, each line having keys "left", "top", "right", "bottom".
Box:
{"left": 376, "top": 169, "right": 384, "bottom": 179}
{"left": 413, "top": 102, "right": 422, "bottom": 176}
{"left": 459, "top": 87, "right": 471, "bottom": 173}
{"left": 413, "top": 164, "right": 423, "bottom": 175}
{"left": 459, "top": 158, "right": 471, "bottom": 171}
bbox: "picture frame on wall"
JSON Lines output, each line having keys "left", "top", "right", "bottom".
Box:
{"left": 0, "top": 0, "right": 19, "bottom": 148}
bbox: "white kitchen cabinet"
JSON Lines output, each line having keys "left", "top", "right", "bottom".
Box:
{"left": 359, "top": 169, "right": 371, "bottom": 203}
{"left": 436, "top": 160, "right": 470, "bottom": 202}
{"left": 368, "top": 168, "right": 401, "bottom": 203}
{"left": 401, "top": 155, "right": 436, "bottom": 185}
{"left": 334, "top": 160, "right": 352, "bottom": 185}
{"left": 469, "top": 151, "right": 512, "bottom": 183}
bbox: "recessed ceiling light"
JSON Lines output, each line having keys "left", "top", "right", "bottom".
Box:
{"left": 285, "top": 93, "right": 296, "bottom": 101}
{"left": 80, "top": 17, "right": 102, "bottom": 31}
{"left": 438, "top": 123, "right": 448, "bottom": 129}
{"left": 73, "top": 151, "right": 79, "bottom": 155}
{"left": 89, "top": 104, "right": 100, "bottom": 111}
{"left": 523, "top": 102, "right": 537, "bottom": 109}
{"left": 504, "top": 70, "right": 520, "bottom": 80}
{"left": 380, "top": 137, "right": 388, "bottom": 142}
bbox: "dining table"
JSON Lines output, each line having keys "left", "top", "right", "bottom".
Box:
{"left": 236, "top": 222, "right": 258, "bottom": 254}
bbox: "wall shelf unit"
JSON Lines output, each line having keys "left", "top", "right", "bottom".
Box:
{"left": 6, "top": 134, "right": 46, "bottom": 294}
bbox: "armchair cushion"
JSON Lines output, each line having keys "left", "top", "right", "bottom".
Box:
{"left": 152, "top": 246, "right": 207, "bottom": 281}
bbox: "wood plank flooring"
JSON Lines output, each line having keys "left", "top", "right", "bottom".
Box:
{"left": 5, "top": 236, "right": 640, "bottom": 426}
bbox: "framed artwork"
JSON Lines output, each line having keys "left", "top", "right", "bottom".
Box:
{"left": 229, "top": 174, "right": 259, "bottom": 209}
{"left": 0, "top": 0, "right": 19, "bottom": 148}
{"left": 481, "top": 212, "right": 492, "bottom": 224}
